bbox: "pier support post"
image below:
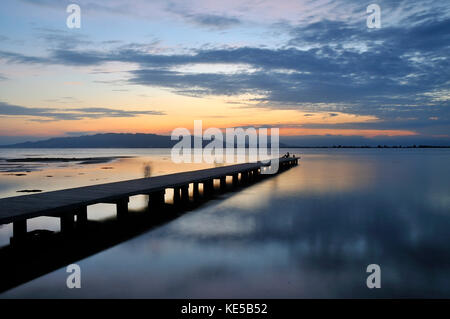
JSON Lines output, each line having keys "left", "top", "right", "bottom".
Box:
{"left": 209, "top": 179, "right": 215, "bottom": 196}
{"left": 193, "top": 182, "right": 200, "bottom": 201}
{"left": 60, "top": 214, "right": 75, "bottom": 233}
{"left": 11, "top": 220, "right": 27, "bottom": 243}
{"left": 116, "top": 198, "right": 129, "bottom": 219}
{"left": 76, "top": 206, "right": 88, "bottom": 226}
{"left": 203, "top": 180, "right": 214, "bottom": 198}
{"left": 149, "top": 190, "right": 165, "bottom": 210}
{"left": 253, "top": 169, "right": 260, "bottom": 181}
{"left": 232, "top": 174, "right": 239, "bottom": 187}
{"left": 220, "top": 176, "right": 227, "bottom": 192}
{"left": 181, "top": 185, "right": 189, "bottom": 204}
{"left": 241, "top": 171, "right": 248, "bottom": 185}
{"left": 173, "top": 187, "right": 181, "bottom": 206}
{"left": 251, "top": 169, "right": 258, "bottom": 182}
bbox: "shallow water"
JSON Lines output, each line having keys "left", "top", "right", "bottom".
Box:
{"left": 1, "top": 148, "right": 450, "bottom": 298}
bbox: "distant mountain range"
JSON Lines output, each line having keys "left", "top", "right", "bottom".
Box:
{"left": 0, "top": 133, "right": 177, "bottom": 148}
{"left": 0, "top": 133, "right": 448, "bottom": 148}
{"left": 0, "top": 133, "right": 286, "bottom": 148}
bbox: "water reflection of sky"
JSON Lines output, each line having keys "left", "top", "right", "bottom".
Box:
{"left": 1, "top": 149, "right": 450, "bottom": 298}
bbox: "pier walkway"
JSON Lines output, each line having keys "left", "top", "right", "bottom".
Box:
{"left": 0, "top": 157, "right": 298, "bottom": 243}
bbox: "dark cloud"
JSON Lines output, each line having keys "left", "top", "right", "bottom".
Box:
{"left": 0, "top": 102, "right": 165, "bottom": 121}
{"left": 187, "top": 14, "right": 241, "bottom": 29}
{"left": 35, "top": 28, "right": 93, "bottom": 50}
{"left": 0, "top": 50, "right": 51, "bottom": 64}
{"left": 304, "top": 118, "right": 450, "bottom": 137}
{"left": 18, "top": 0, "right": 69, "bottom": 6}
{"left": 166, "top": 2, "right": 241, "bottom": 29}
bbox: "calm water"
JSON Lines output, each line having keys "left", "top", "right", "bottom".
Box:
{"left": 1, "top": 148, "right": 450, "bottom": 298}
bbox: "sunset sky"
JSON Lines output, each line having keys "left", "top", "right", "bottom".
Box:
{"left": 0, "top": 0, "right": 449, "bottom": 145}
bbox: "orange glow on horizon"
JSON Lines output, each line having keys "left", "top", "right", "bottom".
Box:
{"left": 0, "top": 100, "right": 418, "bottom": 139}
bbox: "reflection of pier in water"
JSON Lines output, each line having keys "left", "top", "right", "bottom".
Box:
{"left": 0, "top": 157, "right": 298, "bottom": 293}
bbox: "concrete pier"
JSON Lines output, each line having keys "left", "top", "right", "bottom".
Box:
{"left": 0, "top": 157, "right": 299, "bottom": 243}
